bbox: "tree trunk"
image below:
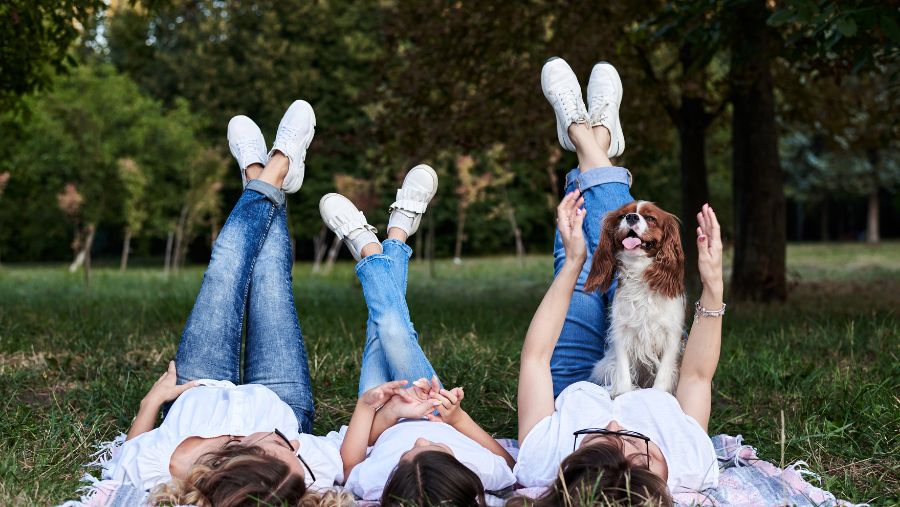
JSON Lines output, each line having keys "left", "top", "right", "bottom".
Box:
{"left": 312, "top": 225, "right": 329, "bottom": 273}
{"left": 120, "top": 228, "right": 133, "bottom": 271}
{"left": 866, "top": 189, "right": 880, "bottom": 244}
{"left": 453, "top": 204, "right": 468, "bottom": 263}
{"left": 173, "top": 205, "right": 189, "bottom": 272}
{"left": 678, "top": 94, "right": 711, "bottom": 298}
{"left": 164, "top": 229, "right": 175, "bottom": 275}
{"left": 505, "top": 203, "right": 526, "bottom": 263}
{"left": 729, "top": 0, "right": 787, "bottom": 302}
{"left": 323, "top": 234, "right": 342, "bottom": 274}
{"left": 78, "top": 223, "right": 96, "bottom": 288}
{"left": 819, "top": 200, "right": 829, "bottom": 241}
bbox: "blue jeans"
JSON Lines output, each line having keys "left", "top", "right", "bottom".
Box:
{"left": 550, "top": 166, "right": 634, "bottom": 397}
{"left": 174, "top": 180, "right": 315, "bottom": 433}
{"left": 355, "top": 239, "right": 438, "bottom": 395}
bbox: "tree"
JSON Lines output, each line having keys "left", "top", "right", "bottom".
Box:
{"left": 0, "top": 0, "right": 102, "bottom": 110}
{"left": 118, "top": 158, "right": 148, "bottom": 270}
{"left": 4, "top": 62, "right": 209, "bottom": 268}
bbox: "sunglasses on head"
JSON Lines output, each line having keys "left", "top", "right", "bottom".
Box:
{"left": 272, "top": 428, "right": 317, "bottom": 485}
{"left": 572, "top": 428, "right": 652, "bottom": 466}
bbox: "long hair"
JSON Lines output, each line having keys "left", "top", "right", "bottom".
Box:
{"left": 505, "top": 442, "right": 672, "bottom": 507}
{"left": 149, "top": 443, "right": 352, "bottom": 507}
{"left": 380, "top": 450, "right": 487, "bottom": 507}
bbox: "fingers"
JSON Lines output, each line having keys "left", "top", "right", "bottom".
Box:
{"left": 430, "top": 375, "right": 441, "bottom": 394}
{"left": 708, "top": 206, "right": 722, "bottom": 246}
{"left": 383, "top": 380, "right": 409, "bottom": 389}
{"left": 438, "top": 388, "right": 459, "bottom": 405}
{"left": 696, "top": 226, "right": 710, "bottom": 258}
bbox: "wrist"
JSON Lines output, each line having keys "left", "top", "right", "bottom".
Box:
{"left": 561, "top": 259, "right": 585, "bottom": 274}
{"left": 699, "top": 288, "right": 724, "bottom": 309}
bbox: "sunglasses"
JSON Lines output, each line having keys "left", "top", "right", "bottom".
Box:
{"left": 573, "top": 428, "right": 652, "bottom": 466}
{"left": 272, "top": 428, "right": 317, "bottom": 485}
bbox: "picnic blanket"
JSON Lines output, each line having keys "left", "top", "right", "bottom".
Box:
{"left": 59, "top": 434, "right": 864, "bottom": 507}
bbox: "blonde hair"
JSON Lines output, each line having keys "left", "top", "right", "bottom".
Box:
{"left": 148, "top": 444, "right": 355, "bottom": 507}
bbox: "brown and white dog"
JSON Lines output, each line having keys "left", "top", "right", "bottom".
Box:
{"left": 584, "top": 200, "right": 685, "bottom": 396}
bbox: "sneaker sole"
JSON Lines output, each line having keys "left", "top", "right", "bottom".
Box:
{"left": 541, "top": 57, "right": 578, "bottom": 152}
{"left": 407, "top": 164, "right": 439, "bottom": 203}
{"left": 589, "top": 62, "right": 625, "bottom": 158}
{"left": 282, "top": 100, "right": 317, "bottom": 194}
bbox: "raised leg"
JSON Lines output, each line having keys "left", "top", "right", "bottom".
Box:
{"left": 243, "top": 204, "right": 315, "bottom": 433}
{"left": 356, "top": 252, "right": 437, "bottom": 395}
{"left": 549, "top": 124, "right": 634, "bottom": 397}
{"left": 174, "top": 178, "right": 285, "bottom": 384}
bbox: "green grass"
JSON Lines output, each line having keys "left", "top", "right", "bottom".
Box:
{"left": 1, "top": 243, "right": 898, "bottom": 505}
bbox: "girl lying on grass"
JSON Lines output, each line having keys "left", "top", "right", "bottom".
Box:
{"left": 104, "top": 101, "right": 352, "bottom": 506}
{"left": 511, "top": 58, "right": 725, "bottom": 505}
{"left": 319, "top": 166, "right": 516, "bottom": 506}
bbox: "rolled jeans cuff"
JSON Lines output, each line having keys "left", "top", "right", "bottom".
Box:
{"left": 383, "top": 238, "right": 412, "bottom": 257}
{"left": 566, "top": 166, "right": 632, "bottom": 190}
{"left": 246, "top": 179, "right": 285, "bottom": 207}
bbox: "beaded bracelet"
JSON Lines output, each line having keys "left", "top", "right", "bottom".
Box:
{"left": 694, "top": 301, "right": 727, "bottom": 319}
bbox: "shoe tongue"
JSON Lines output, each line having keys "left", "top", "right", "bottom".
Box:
{"left": 623, "top": 237, "right": 642, "bottom": 250}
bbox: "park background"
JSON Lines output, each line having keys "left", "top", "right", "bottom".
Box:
{"left": 0, "top": 0, "right": 898, "bottom": 505}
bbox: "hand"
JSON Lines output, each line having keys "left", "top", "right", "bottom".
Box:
{"left": 427, "top": 386, "right": 467, "bottom": 426}
{"left": 144, "top": 361, "right": 200, "bottom": 406}
{"left": 359, "top": 380, "right": 409, "bottom": 411}
{"left": 696, "top": 204, "right": 724, "bottom": 299}
{"left": 382, "top": 389, "right": 439, "bottom": 420}
{"left": 557, "top": 190, "right": 587, "bottom": 266}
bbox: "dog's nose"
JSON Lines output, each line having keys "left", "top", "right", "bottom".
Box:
{"left": 625, "top": 213, "right": 640, "bottom": 225}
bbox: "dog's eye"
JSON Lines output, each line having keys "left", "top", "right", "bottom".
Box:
{"left": 618, "top": 214, "right": 626, "bottom": 220}
{"left": 645, "top": 216, "right": 657, "bottom": 223}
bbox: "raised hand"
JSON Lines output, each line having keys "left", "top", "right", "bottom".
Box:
{"left": 557, "top": 190, "right": 587, "bottom": 265}
{"left": 144, "top": 361, "right": 200, "bottom": 405}
{"left": 382, "top": 388, "right": 439, "bottom": 420}
{"left": 426, "top": 386, "right": 466, "bottom": 426}
{"left": 359, "top": 380, "right": 409, "bottom": 411}
{"left": 696, "top": 204, "right": 724, "bottom": 300}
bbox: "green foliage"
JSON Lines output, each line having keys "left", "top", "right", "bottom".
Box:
{"left": 768, "top": 0, "right": 900, "bottom": 74}
{"left": 0, "top": 0, "right": 103, "bottom": 110}
{"left": 0, "top": 62, "right": 210, "bottom": 262}
{"left": 1, "top": 246, "right": 897, "bottom": 504}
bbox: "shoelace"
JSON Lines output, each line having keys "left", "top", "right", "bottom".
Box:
{"left": 590, "top": 95, "right": 611, "bottom": 124}
{"left": 234, "top": 139, "right": 263, "bottom": 159}
{"left": 556, "top": 89, "right": 585, "bottom": 123}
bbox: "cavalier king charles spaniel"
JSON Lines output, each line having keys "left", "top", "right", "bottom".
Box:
{"left": 584, "top": 200, "right": 685, "bottom": 396}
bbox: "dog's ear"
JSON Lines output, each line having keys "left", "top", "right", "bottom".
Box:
{"left": 644, "top": 212, "right": 685, "bottom": 298}
{"left": 584, "top": 212, "right": 618, "bottom": 293}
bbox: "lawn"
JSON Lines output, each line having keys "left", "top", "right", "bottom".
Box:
{"left": 0, "top": 242, "right": 898, "bottom": 505}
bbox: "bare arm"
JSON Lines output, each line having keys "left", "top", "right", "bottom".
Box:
{"left": 340, "top": 380, "right": 412, "bottom": 482}
{"left": 517, "top": 191, "right": 586, "bottom": 442}
{"left": 675, "top": 205, "right": 724, "bottom": 431}
{"left": 127, "top": 361, "right": 198, "bottom": 441}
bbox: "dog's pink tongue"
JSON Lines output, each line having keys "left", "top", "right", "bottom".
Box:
{"left": 622, "top": 237, "right": 642, "bottom": 250}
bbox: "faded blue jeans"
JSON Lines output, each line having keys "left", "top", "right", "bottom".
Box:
{"left": 355, "top": 239, "right": 438, "bottom": 395}
{"left": 550, "top": 166, "right": 634, "bottom": 397}
{"left": 175, "top": 180, "right": 315, "bottom": 433}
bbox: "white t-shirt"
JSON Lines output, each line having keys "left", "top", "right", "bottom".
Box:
{"left": 514, "top": 381, "right": 718, "bottom": 493}
{"left": 103, "top": 381, "right": 343, "bottom": 492}
{"left": 345, "top": 419, "right": 516, "bottom": 500}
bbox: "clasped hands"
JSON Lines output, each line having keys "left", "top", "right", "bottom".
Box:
{"left": 360, "top": 375, "right": 466, "bottom": 425}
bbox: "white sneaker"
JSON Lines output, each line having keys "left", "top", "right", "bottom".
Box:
{"left": 587, "top": 62, "right": 625, "bottom": 158}
{"left": 319, "top": 193, "right": 379, "bottom": 261}
{"left": 269, "top": 100, "right": 316, "bottom": 194}
{"left": 227, "top": 115, "right": 267, "bottom": 188}
{"left": 541, "top": 57, "right": 589, "bottom": 152}
{"left": 388, "top": 164, "right": 438, "bottom": 237}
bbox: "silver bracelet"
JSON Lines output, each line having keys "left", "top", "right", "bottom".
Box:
{"left": 694, "top": 301, "right": 727, "bottom": 319}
